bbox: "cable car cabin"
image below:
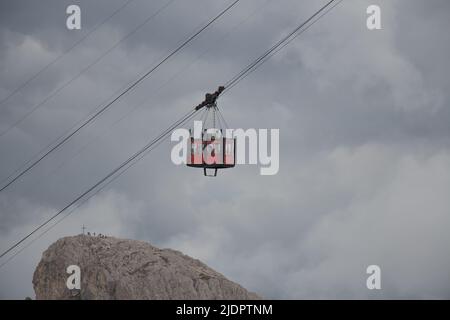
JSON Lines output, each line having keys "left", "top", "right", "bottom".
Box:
{"left": 187, "top": 129, "right": 235, "bottom": 176}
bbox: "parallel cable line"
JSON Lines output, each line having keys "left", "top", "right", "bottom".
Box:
{"left": 0, "top": 0, "right": 240, "bottom": 193}
{"left": 224, "top": 0, "right": 343, "bottom": 93}
{"left": 216, "top": 106, "right": 230, "bottom": 129}
{"left": 223, "top": 0, "right": 339, "bottom": 93}
{"left": 0, "top": 121, "right": 182, "bottom": 269}
{"left": 0, "top": 0, "right": 177, "bottom": 189}
{"left": 0, "top": 0, "right": 176, "bottom": 138}
{"left": 0, "top": 0, "right": 269, "bottom": 192}
{"left": 3, "top": 0, "right": 271, "bottom": 213}
{"left": 0, "top": 0, "right": 343, "bottom": 266}
{"left": 0, "top": 0, "right": 135, "bottom": 108}
{"left": 0, "top": 108, "right": 199, "bottom": 259}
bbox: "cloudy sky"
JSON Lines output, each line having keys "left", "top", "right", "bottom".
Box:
{"left": 0, "top": 0, "right": 449, "bottom": 299}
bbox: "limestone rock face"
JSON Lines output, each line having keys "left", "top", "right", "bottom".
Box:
{"left": 33, "top": 235, "right": 260, "bottom": 300}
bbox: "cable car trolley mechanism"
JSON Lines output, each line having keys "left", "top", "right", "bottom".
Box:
{"left": 187, "top": 86, "right": 236, "bottom": 177}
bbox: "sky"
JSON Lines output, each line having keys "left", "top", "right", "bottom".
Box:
{"left": 0, "top": 0, "right": 449, "bottom": 299}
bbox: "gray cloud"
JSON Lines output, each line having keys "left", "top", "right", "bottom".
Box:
{"left": 1, "top": 0, "right": 450, "bottom": 299}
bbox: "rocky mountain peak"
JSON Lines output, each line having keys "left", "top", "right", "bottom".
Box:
{"left": 33, "top": 235, "right": 260, "bottom": 300}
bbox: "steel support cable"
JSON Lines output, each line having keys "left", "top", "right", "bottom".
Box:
{"left": 215, "top": 106, "right": 224, "bottom": 130}
{"left": 105, "top": 0, "right": 274, "bottom": 134}
{"left": 208, "top": 0, "right": 341, "bottom": 137}
{"left": 224, "top": 0, "right": 344, "bottom": 94}
{"left": 0, "top": 0, "right": 178, "bottom": 187}
{"left": 0, "top": 0, "right": 240, "bottom": 193}
{"left": 0, "top": 0, "right": 135, "bottom": 109}
{"left": 223, "top": 0, "right": 338, "bottom": 94}
{"left": 199, "top": 107, "right": 209, "bottom": 126}
{"left": 0, "top": 0, "right": 177, "bottom": 138}
{"left": 0, "top": 0, "right": 341, "bottom": 265}
{"left": 0, "top": 108, "right": 199, "bottom": 260}
{"left": 216, "top": 107, "right": 230, "bottom": 129}
{"left": 2, "top": 0, "right": 274, "bottom": 195}
{"left": 0, "top": 105, "right": 197, "bottom": 269}
{"left": 180, "top": 1, "right": 342, "bottom": 137}
{"left": 0, "top": 120, "right": 182, "bottom": 269}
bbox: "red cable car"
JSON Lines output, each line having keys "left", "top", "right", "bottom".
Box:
{"left": 187, "top": 87, "right": 235, "bottom": 177}
{"left": 187, "top": 128, "right": 236, "bottom": 176}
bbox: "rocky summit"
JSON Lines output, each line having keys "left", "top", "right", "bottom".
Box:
{"left": 32, "top": 235, "right": 260, "bottom": 300}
